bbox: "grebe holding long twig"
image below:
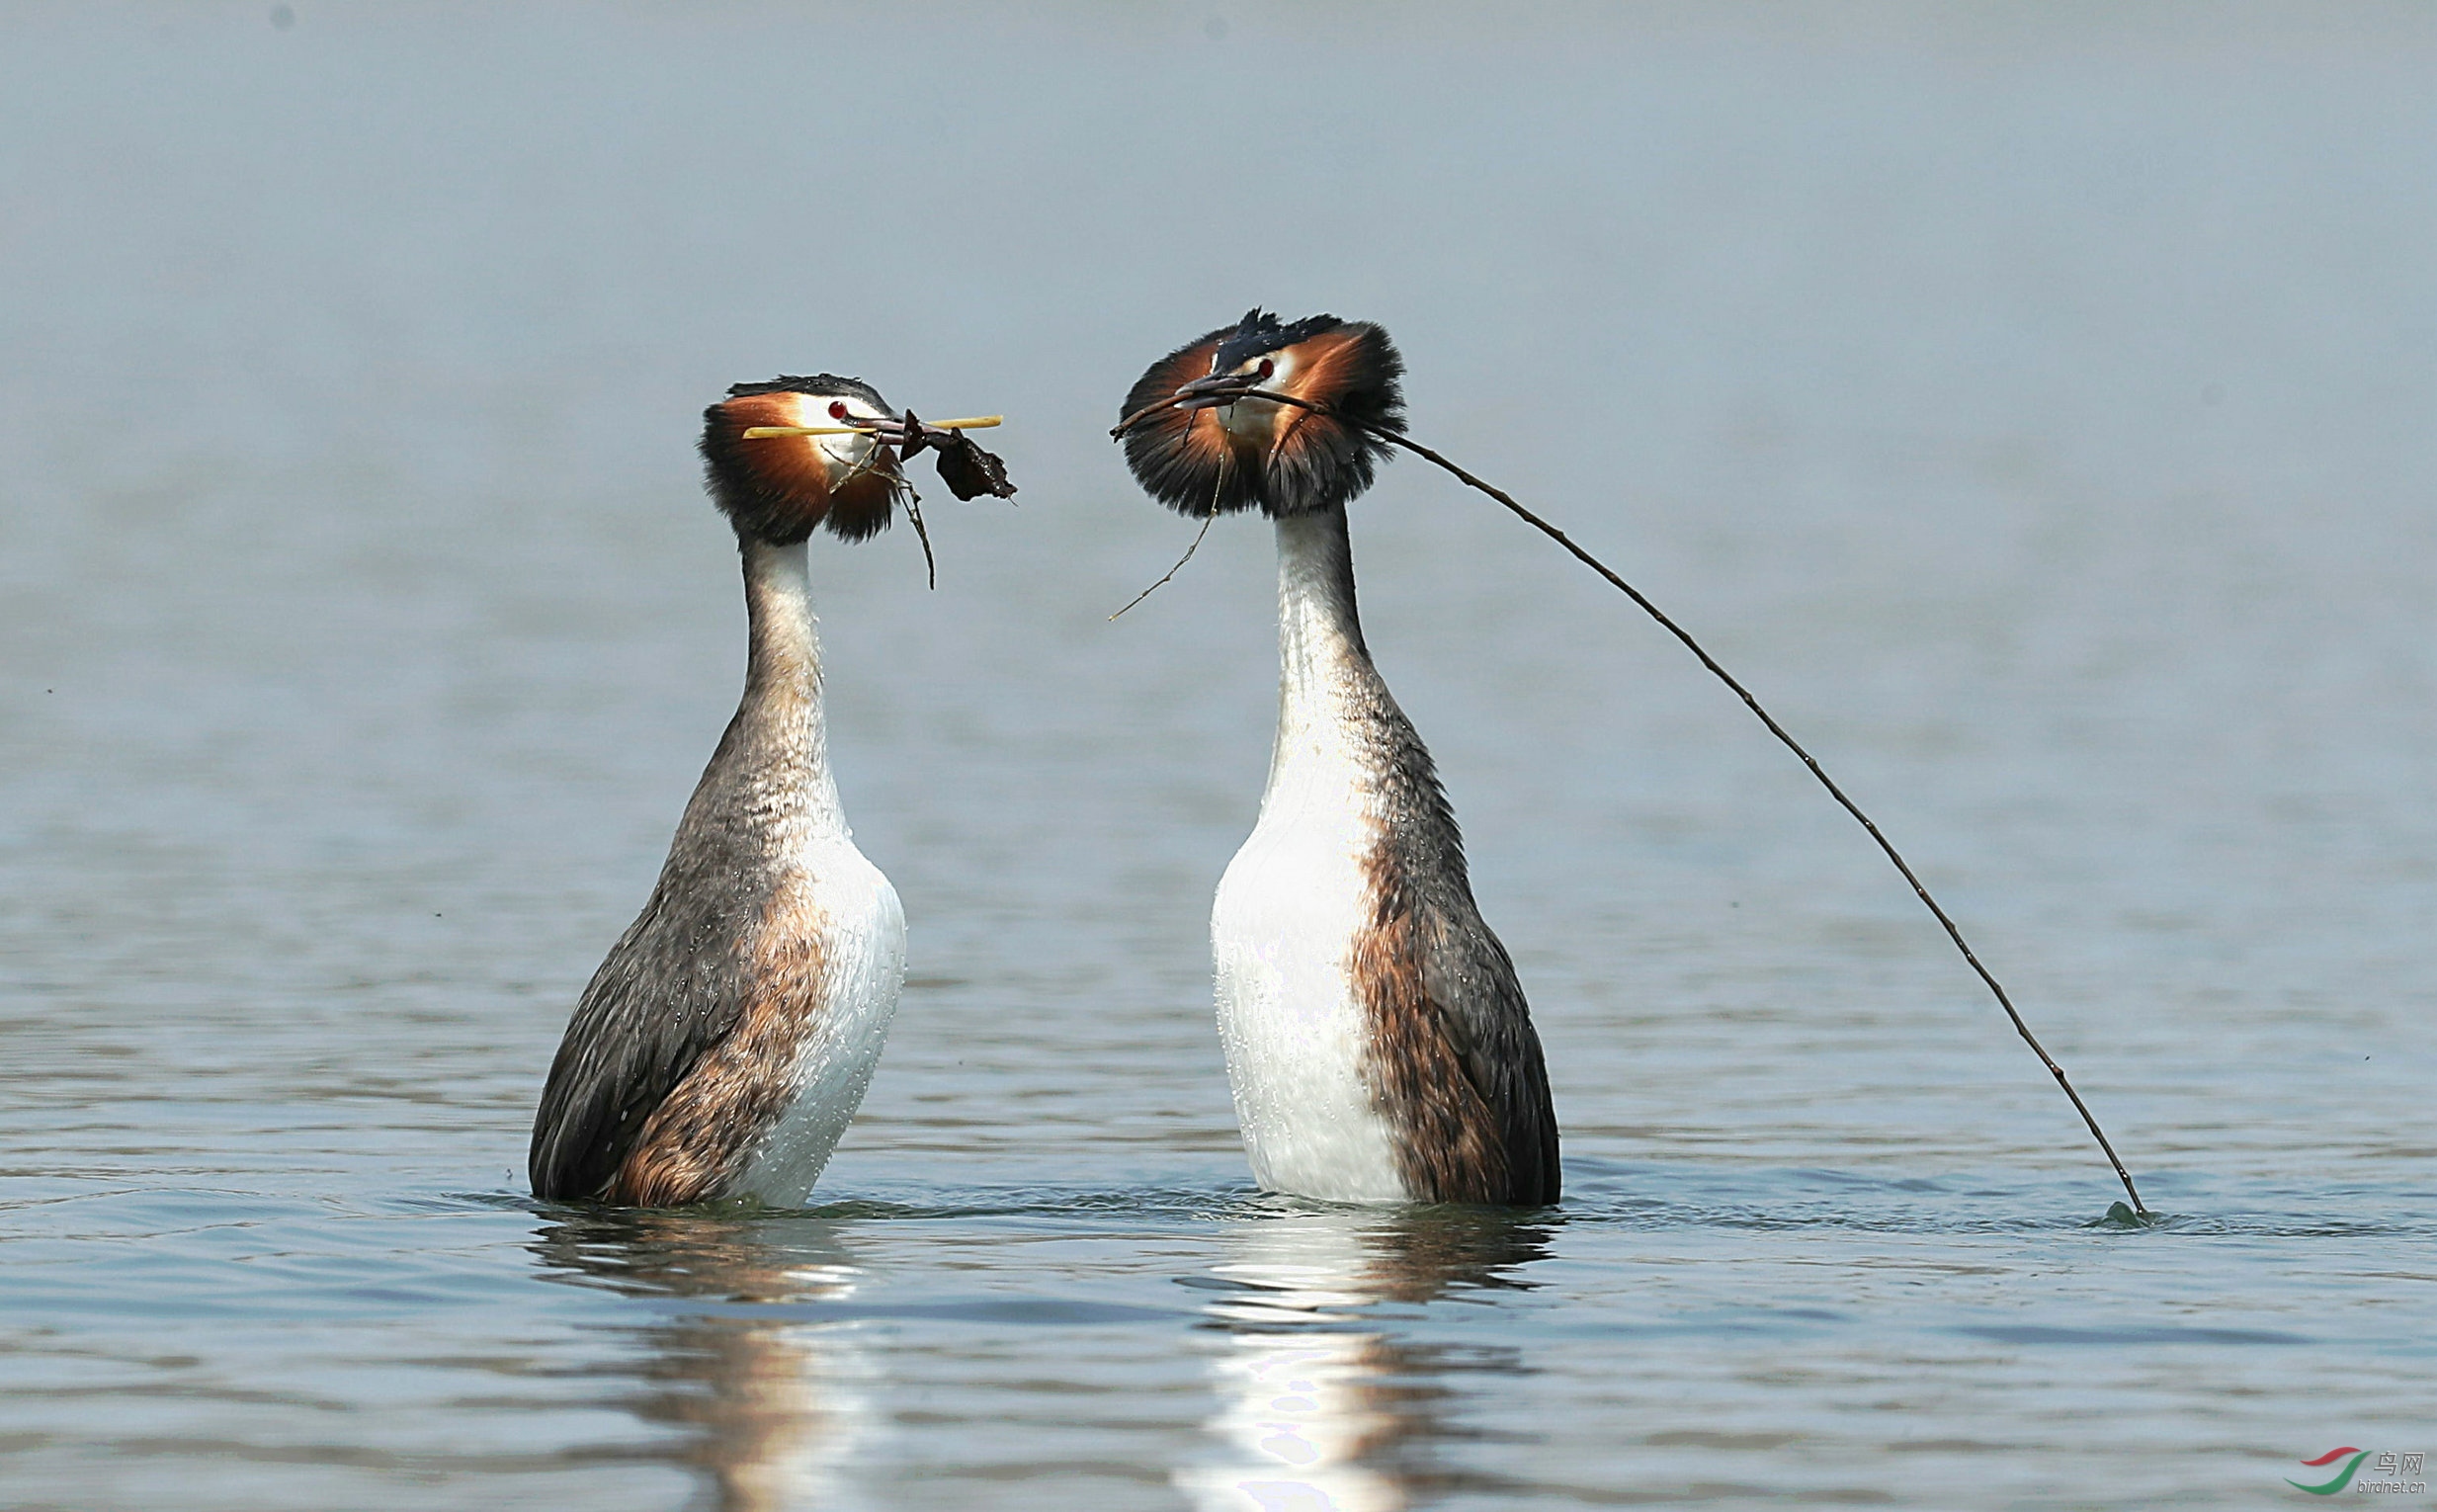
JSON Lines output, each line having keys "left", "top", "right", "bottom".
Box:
{"left": 1115, "top": 307, "right": 2147, "bottom": 1217}
{"left": 1117, "top": 312, "right": 1561, "bottom": 1207}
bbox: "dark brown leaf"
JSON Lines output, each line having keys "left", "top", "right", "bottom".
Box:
{"left": 933, "top": 434, "right": 1016, "bottom": 500}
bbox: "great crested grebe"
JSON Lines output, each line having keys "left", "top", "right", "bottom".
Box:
{"left": 1117, "top": 310, "right": 1560, "bottom": 1207}
{"left": 530, "top": 376, "right": 1009, "bottom": 1207}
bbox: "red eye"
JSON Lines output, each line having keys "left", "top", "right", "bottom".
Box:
{"left": 1255, "top": 359, "right": 1274, "bottom": 378}
{"left": 828, "top": 400, "right": 851, "bottom": 421}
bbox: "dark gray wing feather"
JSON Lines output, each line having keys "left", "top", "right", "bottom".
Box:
{"left": 528, "top": 725, "right": 769, "bottom": 1201}
{"left": 1416, "top": 904, "right": 1562, "bottom": 1205}
{"left": 1373, "top": 697, "right": 1563, "bottom": 1206}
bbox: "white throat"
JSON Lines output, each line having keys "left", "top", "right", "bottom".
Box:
{"left": 1262, "top": 507, "right": 1379, "bottom": 813}
{"left": 742, "top": 538, "right": 847, "bottom": 842}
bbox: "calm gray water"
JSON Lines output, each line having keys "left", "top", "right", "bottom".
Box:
{"left": 3, "top": 5, "right": 2433, "bottom": 1508}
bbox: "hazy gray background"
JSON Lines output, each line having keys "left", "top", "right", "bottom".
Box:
{"left": 2, "top": 4, "right": 2431, "bottom": 1509}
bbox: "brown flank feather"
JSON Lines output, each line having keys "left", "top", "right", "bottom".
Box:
{"left": 1350, "top": 842, "right": 1515, "bottom": 1205}
{"left": 608, "top": 906, "right": 830, "bottom": 1207}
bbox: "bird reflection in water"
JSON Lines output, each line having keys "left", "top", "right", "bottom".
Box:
{"left": 1175, "top": 1207, "right": 1552, "bottom": 1512}
{"left": 528, "top": 1209, "right": 877, "bottom": 1512}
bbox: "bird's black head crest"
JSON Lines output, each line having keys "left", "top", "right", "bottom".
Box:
{"left": 725, "top": 373, "right": 892, "bottom": 412}
{"left": 1211, "top": 309, "right": 1345, "bottom": 376}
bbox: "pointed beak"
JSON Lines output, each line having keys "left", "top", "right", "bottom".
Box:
{"left": 1110, "top": 365, "right": 1275, "bottom": 440}
{"left": 1173, "top": 368, "right": 1276, "bottom": 410}
{"left": 856, "top": 412, "right": 925, "bottom": 450}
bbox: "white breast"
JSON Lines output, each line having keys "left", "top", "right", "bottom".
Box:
{"left": 1211, "top": 717, "right": 1408, "bottom": 1206}
{"left": 733, "top": 834, "right": 906, "bottom": 1208}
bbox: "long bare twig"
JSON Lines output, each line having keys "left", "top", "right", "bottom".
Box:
{"left": 1108, "top": 510, "right": 1217, "bottom": 621}
{"left": 899, "top": 480, "right": 937, "bottom": 590}
{"left": 1110, "top": 423, "right": 1227, "bottom": 621}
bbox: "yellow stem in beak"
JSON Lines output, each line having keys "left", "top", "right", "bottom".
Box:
{"left": 742, "top": 416, "right": 1004, "bottom": 440}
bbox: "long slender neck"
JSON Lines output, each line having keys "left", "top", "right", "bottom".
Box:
{"left": 1263, "top": 505, "right": 1391, "bottom": 809}
{"left": 734, "top": 537, "right": 846, "bottom": 839}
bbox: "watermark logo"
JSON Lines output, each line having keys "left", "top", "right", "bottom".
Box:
{"left": 2288, "top": 1447, "right": 2425, "bottom": 1496}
